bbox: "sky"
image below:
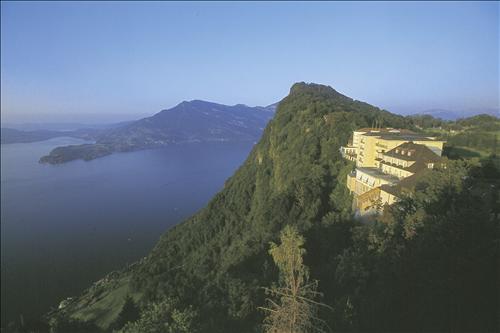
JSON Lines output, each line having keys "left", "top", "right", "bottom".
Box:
{"left": 1, "top": 1, "right": 499, "bottom": 124}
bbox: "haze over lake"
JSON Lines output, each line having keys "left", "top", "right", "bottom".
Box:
{"left": 1, "top": 137, "right": 254, "bottom": 324}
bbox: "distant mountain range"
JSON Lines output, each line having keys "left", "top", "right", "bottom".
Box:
{"left": 37, "top": 100, "right": 276, "bottom": 164}
{"left": 1, "top": 121, "right": 135, "bottom": 132}
{"left": 0, "top": 127, "right": 105, "bottom": 144}
{"left": 7, "top": 100, "right": 496, "bottom": 164}
{"left": 1, "top": 121, "right": 137, "bottom": 144}
{"left": 412, "top": 108, "right": 499, "bottom": 121}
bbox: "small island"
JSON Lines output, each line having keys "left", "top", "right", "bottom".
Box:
{"left": 39, "top": 144, "right": 114, "bottom": 164}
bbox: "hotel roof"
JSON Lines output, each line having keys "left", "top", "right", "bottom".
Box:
{"left": 354, "top": 127, "right": 444, "bottom": 142}
{"left": 384, "top": 142, "right": 442, "bottom": 162}
{"left": 355, "top": 128, "right": 416, "bottom": 134}
{"left": 381, "top": 134, "right": 440, "bottom": 141}
{"left": 361, "top": 132, "right": 439, "bottom": 141}
{"left": 356, "top": 167, "right": 400, "bottom": 184}
{"left": 380, "top": 169, "right": 432, "bottom": 197}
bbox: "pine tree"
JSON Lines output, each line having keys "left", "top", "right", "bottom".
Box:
{"left": 260, "top": 225, "right": 329, "bottom": 333}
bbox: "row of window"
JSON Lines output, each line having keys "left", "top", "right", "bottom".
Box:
{"left": 381, "top": 164, "right": 410, "bottom": 179}
{"left": 395, "top": 149, "right": 413, "bottom": 157}
{"left": 357, "top": 174, "right": 376, "bottom": 187}
{"left": 382, "top": 156, "right": 408, "bottom": 168}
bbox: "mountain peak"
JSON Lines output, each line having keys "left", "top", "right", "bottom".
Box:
{"left": 171, "top": 100, "right": 222, "bottom": 111}
{"left": 189, "top": 99, "right": 211, "bottom": 104}
{"left": 289, "top": 82, "right": 351, "bottom": 101}
{"left": 178, "top": 99, "right": 212, "bottom": 106}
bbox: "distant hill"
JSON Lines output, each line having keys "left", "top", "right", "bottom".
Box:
{"left": 1, "top": 121, "right": 135, "bottom": 132}
{"left": 39, "top": 100, "right": 276, "bottom": 164}
{"left": 1, "top": 128, "right": 66, "bottom": 144}
{"left": 455, "top": 113, "right": 500, "bottom": 129}
{"left": 1, "top": 120, "right": 137, "bottom": 145}
{"left": 0, "top": 127, "right": 104, "bottom": 144}
{"left": 414, "top": 108, "right": 499, "bottom": 121}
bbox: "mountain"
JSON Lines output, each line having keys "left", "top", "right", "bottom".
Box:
{"left": 1, "top": 128, "right": 68, "bottom": 144}
{"left": 415, "top": 108, "right": 499, "bottom": 121}
{"left": 39, "top": 101, "right": 275, "bottom": 164}
{"left": 1, "top": 121, "right": 137, "bottom": 145}
{"left": 0, "top": 127, "right": 104, "bottom": 144}
{"left": 45, "top": 83, "right": 412, "bottom": 329}
{"left": 415, "top": 108, "right": 458, "bottom": 120}
{"left": 454, "top": 113, "right": 500, "bottom": 128}
{"left": 1, "top": 121, "right": 136, "bottom": 132}
{"left": 43, "top": 83, "right": 498, "bottom": 333}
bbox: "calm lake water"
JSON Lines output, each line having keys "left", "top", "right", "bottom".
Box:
{"left": 1, "top": 137, "right": 254, "bottom": 326}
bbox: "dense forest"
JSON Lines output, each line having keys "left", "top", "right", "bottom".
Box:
{"left": 12, "top": 83, "right": 498, "bottom": 333}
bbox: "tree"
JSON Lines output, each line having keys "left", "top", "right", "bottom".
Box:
{"left": 334, "top": 159, "right": 499, "bottom": 332}
{"left": 119, "top": 299, "right": 197, "bottom": 333}
{"left": 260, "top": 226, "right": 329, "bottom": 333}
{"left": 110, "top": 294, "right": 140, "bottom": 331}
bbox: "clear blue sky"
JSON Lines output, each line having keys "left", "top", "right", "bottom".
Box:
{"left": 1, "top": 1, "right": 498, "bottom": 123}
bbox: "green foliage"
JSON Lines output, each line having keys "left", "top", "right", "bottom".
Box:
{"left": 54, "top": 83, "right": 498, "bottom": 332}
{"left": 417, "top": 113, "right": 500, "bottom": 158}
{"left": 414, "top": 113, "right": 500, "bottom": 168}
{"left": 39, "top": 143, "right": 113, "bottom": 164}
{"left": 261, "top": 226, "right": 327, "bottom": 333}
{"left": 333, "top": 159, "right": 499, "bottom": 332}
{"left": 446, "top": 131, "right": 498, "bottom": 155}
{"left": 455, "top": 114, "right": 500, "bottom": 131}
{"left": 128, "top": 83, "right": 411, "bottom": 331}
{"left": 407, "top": 114, "right": 446, "bottom": 128}
{"left": 269, "top": 226, "right": 308, "bottom": 286}
{"left": 119, "top": 299, "right": 197, "bottom": 333}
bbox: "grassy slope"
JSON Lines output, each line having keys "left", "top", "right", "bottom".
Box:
{"left": 51, "top": 268, "right": 142, "bottom": 330}
{"left": 67, "top": 277, "right": 141, "bottom": 328}
{"left": 420, "top": 115, "right": 500, "bottom": 168}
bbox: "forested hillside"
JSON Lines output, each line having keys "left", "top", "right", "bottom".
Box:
{"left": 46, "top": 83, "right": 499, "bottom": 333}
{"left": 412, "top": 113, "right": 500, "bottom": 165}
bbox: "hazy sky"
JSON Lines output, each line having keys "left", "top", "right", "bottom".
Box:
{"left": 1, "top": 1, "right": 498, "bottom": 123}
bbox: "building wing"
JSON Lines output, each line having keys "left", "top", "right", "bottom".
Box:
{"left": 343, "top": 128, "right": 445, "bottom": 216}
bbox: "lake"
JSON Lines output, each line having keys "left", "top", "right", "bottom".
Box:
{"left": 0, "top": 137, "right": 254, "bottom": 326}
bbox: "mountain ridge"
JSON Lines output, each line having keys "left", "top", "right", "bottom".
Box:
{"left": 47, "top": 82, "right": 416, "bottom": 331}
{"left": 410, "top": 108, "right": 499, "bottom": 121}
{"left": 39, "top": 100, "right": 276, "bottom": 164}
{"left": 0, "top": 127, "right": 104, "bottom": 144}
